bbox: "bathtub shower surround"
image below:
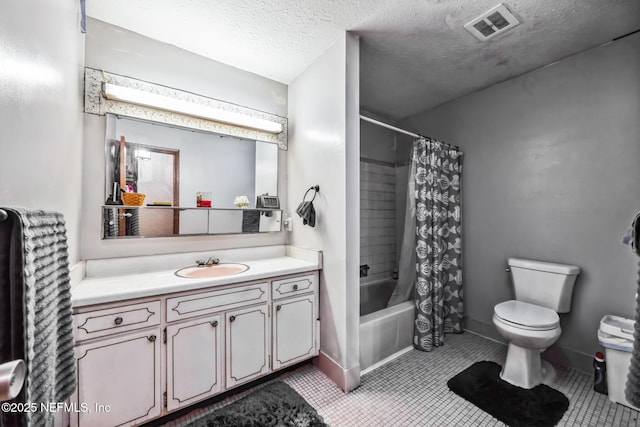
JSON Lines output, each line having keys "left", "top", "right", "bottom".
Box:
{"left": 360, "top": 160, "right": 396, "bottom": 285}
{"left": 411, "top": 138, "right": 463, "bottom": 352}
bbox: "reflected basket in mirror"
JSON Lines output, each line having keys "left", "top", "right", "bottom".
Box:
{"left": 122, "top": 192, "right": 146, "bottom": 206}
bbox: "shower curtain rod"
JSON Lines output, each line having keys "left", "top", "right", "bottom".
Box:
{"left": 359, "top": 115, "right": 421, "bottom": 138}
{"left": 359, "top": 115, "right": 461, "bottom": 151}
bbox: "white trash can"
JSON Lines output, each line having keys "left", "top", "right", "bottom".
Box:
{"left": 598, "top": 315, "right": 640, "bottom": 411}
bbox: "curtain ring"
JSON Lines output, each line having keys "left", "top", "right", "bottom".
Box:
{"left": 302, "top": 185, "right": 320, "bottom": 203}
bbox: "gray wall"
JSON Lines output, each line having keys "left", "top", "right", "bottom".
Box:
{"left": 360, "top": 120, "right": 396, "bottom": 163}
{"left": 0, "top": 0, "right": 85, "bottom": 264}
{"left": 400, "top": 33, "right": 640, "bottom": 366}
{"left": 82, "top": 18, "right": 289, "bottom": 259}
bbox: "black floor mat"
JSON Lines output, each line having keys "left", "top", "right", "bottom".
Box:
{"left": 186, "top": 381, "right": 327, "bottom": 427}
{"left": 447, "top": 361, "right": 569, "bottom": 427}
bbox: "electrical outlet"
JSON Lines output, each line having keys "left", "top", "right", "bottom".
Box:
{"left": 283, "top": 213, "right": 293, "bottom": 232}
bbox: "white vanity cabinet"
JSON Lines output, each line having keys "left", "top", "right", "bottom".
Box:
{"left": 166, "top": 314, "right": 223, "bottom": 411}
{"left": 72, "top": 315, "right": 162, "bottom": 427}
{"left": 71, "top": 270, "right": 319, "bottom": 427}
{"left": 225, "top": 305, "right": 270, "bottom": 388}
{"left": 271, "top": 275, "right": 318, "bottom": 370}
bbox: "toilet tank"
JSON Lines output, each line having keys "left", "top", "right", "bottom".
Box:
{"left": 508, "top": 258, "right": 580, "bottom": 313}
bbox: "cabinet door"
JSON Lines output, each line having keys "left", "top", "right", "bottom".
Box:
{"left": 272, "top": 294, "right": 317, "bottom": 370}
{"left": 72, "top": 328, "right": 162, "bottom": 427}
{"left": 225, "top": 305, "right": 269, "bottom": 388}
{"left": 166, "top": 314, "right": 223, "bottom": 411}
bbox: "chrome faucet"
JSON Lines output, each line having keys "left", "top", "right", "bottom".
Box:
{"left": 196, "top": 257, "right": 220, "bottom": 267}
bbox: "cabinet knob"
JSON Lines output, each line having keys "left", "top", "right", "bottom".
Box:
{"left": 293, "top": 284, "right": 299, "bottom": 291}
{"left": 114, "top": 317, "right": 123, "bottom": 325}
{"left": 276, "top": 305, "right": 282, "bottom": 311}
{"left": 229, "top": 315, "right": 236, "bottom": 323}
{"left": 211, "top": 320, "right": 218, "bottom": 327}
{"left": 147, "top": 335, "right": 157, "bottom": 342}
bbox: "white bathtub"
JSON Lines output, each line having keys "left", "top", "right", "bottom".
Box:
{"left": 360, "top": 279, "right": 397, "bottom": 316}
{"left": 359, "top": 279, "right": 414, "bottom": 371}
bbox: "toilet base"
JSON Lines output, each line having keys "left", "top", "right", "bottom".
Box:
{"left": 541, "top": 359, "right": 556, "bottom": 385}
{"left": 500, "top": 342, "right": 550, "bottom": 389}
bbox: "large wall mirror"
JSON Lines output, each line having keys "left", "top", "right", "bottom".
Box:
{"left": 102, "top": 114, "right": 281, "bottom": 238}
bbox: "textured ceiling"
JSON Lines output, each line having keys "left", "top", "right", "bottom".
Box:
{"left": 87, "top": 0, "right": 640, "bottom": 121}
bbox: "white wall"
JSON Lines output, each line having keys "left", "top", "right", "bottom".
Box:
{"left": 0, "top": 0, "right": 85, "bottom": 264}
{"left": 401, "top": 33, "right": 640, "bottom": 370}
{"left": 288, "top": 33, "right": 361, "bottom": 391}
{"left": 82, "top": 18, "right": 289, "bottom": 259}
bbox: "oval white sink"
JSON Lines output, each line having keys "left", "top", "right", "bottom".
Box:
{"left": 175, "top": 263, "right": 249, "bottom": 278}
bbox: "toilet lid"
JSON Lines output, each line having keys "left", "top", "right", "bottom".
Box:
{"left": 494, "top": 300, "right": 559, "bottom": 330}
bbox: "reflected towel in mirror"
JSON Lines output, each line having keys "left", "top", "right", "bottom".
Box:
{"left": 622, "top": 211, "right": 640, "bottom": 256}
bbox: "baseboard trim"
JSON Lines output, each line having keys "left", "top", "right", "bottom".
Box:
{"left": 315, "top": 351, "right": 361, "bottom": 392}
{"left": 464, "top": 317, "right": 593, "bottom": 374}
{"left": 361, "top": 346, "right": 413, "bottom": 376}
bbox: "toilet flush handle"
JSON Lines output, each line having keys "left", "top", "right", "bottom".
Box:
{"left": 505, "top": 267, "right": 511, "bottom": 272}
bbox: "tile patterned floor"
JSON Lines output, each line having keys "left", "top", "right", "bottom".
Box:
{"left": 158, "top": 332, "right": 640, "bottom": 426}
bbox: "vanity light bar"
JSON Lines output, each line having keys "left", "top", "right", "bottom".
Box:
{"left": 102, "top": 83, "right": 283, "bottom": 134}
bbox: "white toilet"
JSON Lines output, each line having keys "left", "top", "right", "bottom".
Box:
{"left": 493, "top": 258, "right": 580, "bottom": 389}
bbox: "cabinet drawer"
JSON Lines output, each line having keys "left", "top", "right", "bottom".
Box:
{"left": 271, "top": 274, "right": 316, "bottom": 300}
{"left": 73, "top": 301, "right": 161, "bottom": 341}
{"left": 167, "top": 282, "right": 269, "bottom": 322}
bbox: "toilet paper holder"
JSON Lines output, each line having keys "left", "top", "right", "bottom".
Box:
{"left": 0, "top": 359, "right": 26, "bottom": 402}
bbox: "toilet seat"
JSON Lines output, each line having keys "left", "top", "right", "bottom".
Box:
{"left": 494, "top": 300, "right": 559, "bottom": 331}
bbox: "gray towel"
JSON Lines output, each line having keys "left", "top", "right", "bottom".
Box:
{"left": 103, "top": 208, "right": 120, "bottom": 238}
{"left": 1, "top": 208, "right": 76, "bottom": 426}
{"left": 295, "top": 201, "right": 316, "bottom": 227}
{"left": 128, "top": 208, "right": 140, "bottom": 236}
{"left": 242, "top": 210, "right": 260, "bottom": 233}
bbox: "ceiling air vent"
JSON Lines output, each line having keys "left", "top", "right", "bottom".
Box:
{"left": 464, "top": 3, "right": 520, "bottom": 41}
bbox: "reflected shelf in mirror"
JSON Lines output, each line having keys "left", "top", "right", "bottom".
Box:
{"left": 102, "top": 206, "right": 282, "bottom": 239}
{"left": 103, "top": 114, "right": 279, "bottom": 240}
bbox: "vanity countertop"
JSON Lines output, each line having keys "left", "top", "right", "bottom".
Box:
{"left": 72, "top": 255, "right": 320, "bottom": 308}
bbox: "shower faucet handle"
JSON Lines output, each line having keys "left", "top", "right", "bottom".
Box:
{"left": 360, "top": 264, "right": 370, "bottom": 278}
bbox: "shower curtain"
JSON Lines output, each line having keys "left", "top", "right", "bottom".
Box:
{"left": 408, "top": 137, "right": 464, "bottom": 352}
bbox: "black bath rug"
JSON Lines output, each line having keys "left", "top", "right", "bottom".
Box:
{"left": 447, "top": 361, "right": 569, "bottom": 427}
{"left": 186, "top": 381, "right": 327, "bottom": 427}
